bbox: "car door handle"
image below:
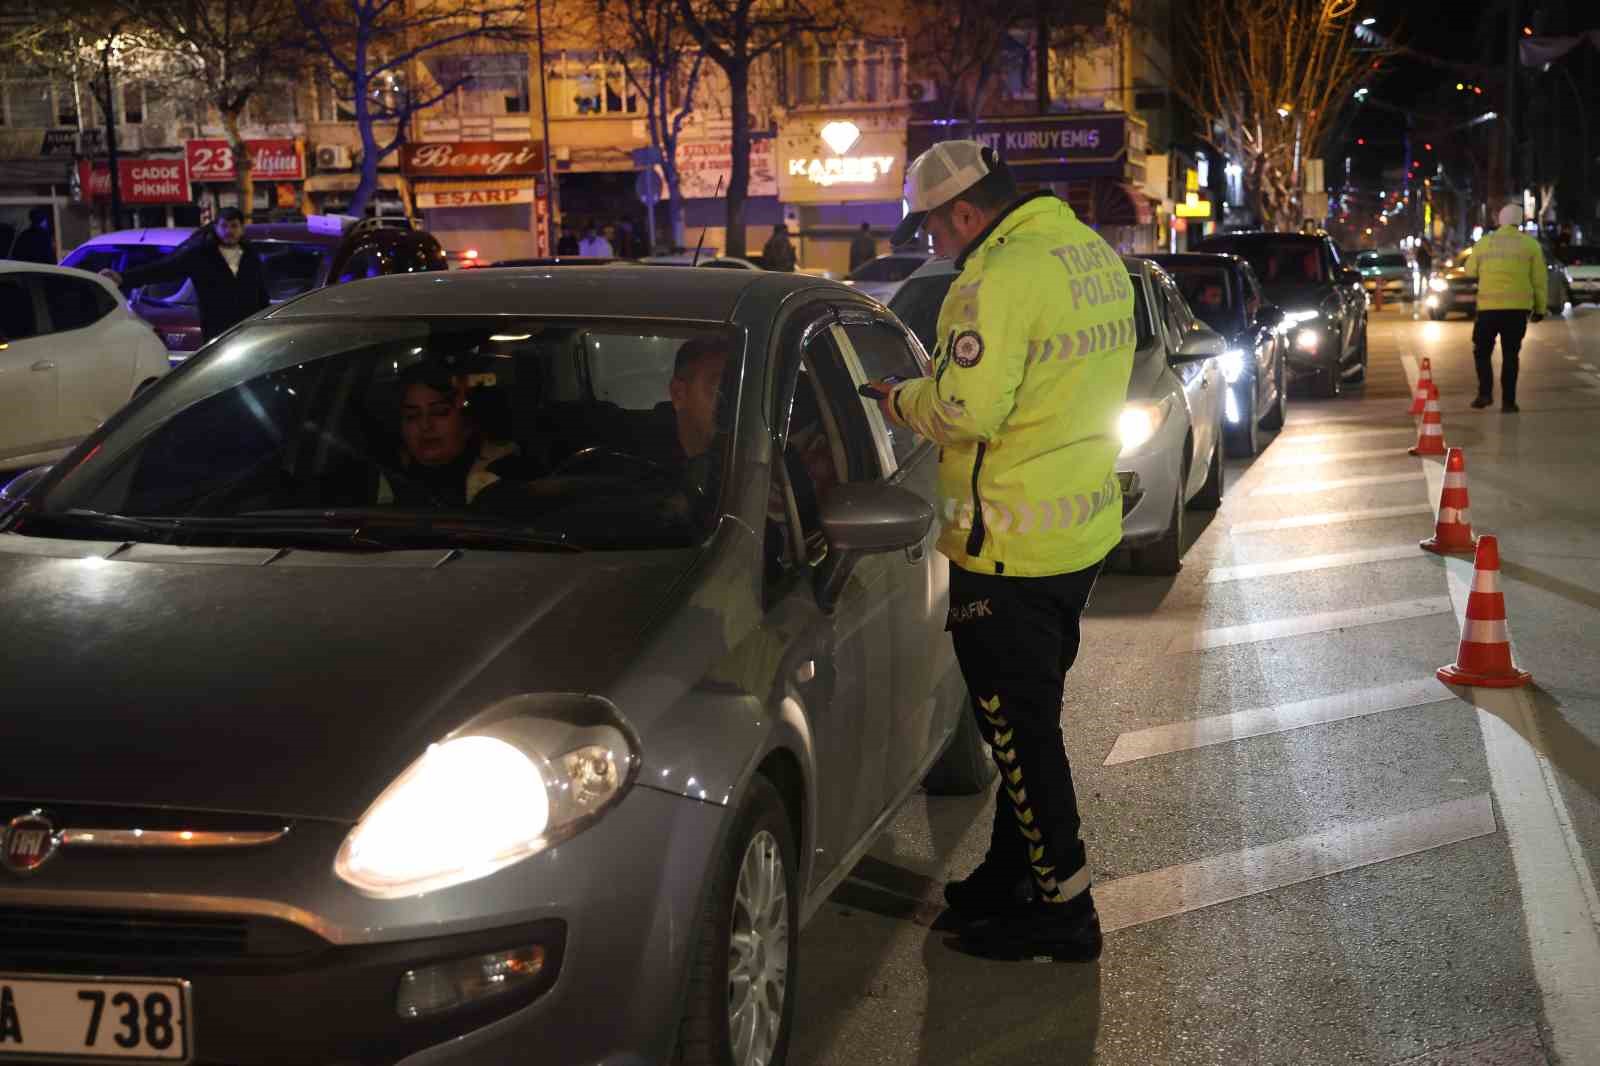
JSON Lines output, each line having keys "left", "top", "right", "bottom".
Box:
{"left": 795, "top": 660, "right": 816, "bottom": 683}
{"left": 905, "top": 541, "right": 926, "bottom": 564}
{"left": 30, "top": 360, "right": 56, "bottom": 372}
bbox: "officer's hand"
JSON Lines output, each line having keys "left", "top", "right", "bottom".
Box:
{"left": 99, "top": 268, "right": 122, "bottom": 286}
{"left": 858, "top": 379, "right": 901, "bottom": 424}
{"left": 1530, "top": 313, "right": 1545, "bottom": 323}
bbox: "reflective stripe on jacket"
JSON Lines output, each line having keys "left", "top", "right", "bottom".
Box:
{"left": 1465, "top": 227, "right": 1547, "bottom": 314}
{"left": 890, "top": 193, "right": 1135, "bottom": 577}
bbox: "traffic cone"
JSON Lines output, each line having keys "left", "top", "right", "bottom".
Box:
{"left": 1408, "top": 394, "right": 1447, "bottom": 455}
{"left": 1409, "top": 358, "right": 1436, "bottom": 415}
{"left": 1421, "top": 448, "right": 1477, "bottom": 554}
{"left": 1438, "top": 535, "right": 1531, "bottom": 688}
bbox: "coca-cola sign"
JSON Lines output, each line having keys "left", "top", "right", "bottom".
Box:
{"left": 400, "top": 141, "right": 545, "bottom": 177}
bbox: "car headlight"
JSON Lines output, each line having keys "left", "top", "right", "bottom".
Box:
{"left": 1283, "top": 309, "right": 1321, "bottom": 324}
{"left": 1428, "top": 276, "right": 1449, "bottom": 293}
{"left": 1119, "top": 396, "right": 1174, "bottom": 455}
{"left": 1294, "top": 327, "right": 1321, "bottom": 353}
{"left": 1219, "top": 348, "right": 1246, "bottom": 384}
{"left": 335, "top": 694, "right": 639, "bottom": 899}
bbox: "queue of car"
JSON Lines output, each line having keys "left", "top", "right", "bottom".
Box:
{"left": 1423, "top": 236, "right": 1576, "bottom": 320}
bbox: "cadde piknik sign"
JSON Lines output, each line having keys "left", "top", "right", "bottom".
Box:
{"left": 400, "top": 141, "right": 545, "bottom": 178}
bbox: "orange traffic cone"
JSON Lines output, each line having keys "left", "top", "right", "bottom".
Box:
{"left": 1410, "top": 358, "right": 1436, "bottom": 415}
{"left": 1421, "top": 448, "right": 1478, "bottom": 555}
{"left": 1438, "top": 535, "right": 1531, "bottom": 688}
{"left": 1409, "top": 394, "right": 1447, "bottom": 455}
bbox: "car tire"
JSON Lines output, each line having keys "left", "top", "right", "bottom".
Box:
{"left": 1189, "top": 430, "right": 1224, "bottom": 511}
{"left": 675, "top": 774, "right": 798, "bottom": 1066}
{"left": 1347, "top": 327, "right": 1368, "bottom": 384}
{"left": 1224, "top": 382, "right": 1259, "bottom": 457}
{"left": 1428, "top": 307, "right": 1447, "bottom": 321}
{"left": 923, "top": 695, "right": 998, "bottom": 796}
{"left": 1315, "top": 363, "right": 1341, "bottom": 398}
{"left": 1133, "top": 465, "right": 1186, "bottom": 576}
{"left": 1260, "top": 362, "right": 1286, "bottom": 431}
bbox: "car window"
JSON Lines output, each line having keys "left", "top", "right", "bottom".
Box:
{"left": 60, "top": 247, "right": 125, "bottom": 274}
{"left": 1163, "top": 264, "right": 1238, "bottom": 333}
{"left": 256, "top": 242, "right": 329, "bottom": 302}
{"left": 848, "top": 257, "right": 923, "bottom": 283}
{"left": 36, "top": 274, "right": 116, "bottom": 333}
{"left": 1198, "top": 239, "right": 1326, "bottom": 285}
{"left": 888, "top": 272, "right": 957, "bottom": 354}
{"left": 840, "top": 321, "right": 927, "bottom": 466}
{"left": 1240, "top": 266, "right": 1265, "bottom": 320}
{"left": 123, "top": 246, "right": 192, "bottom": 302}
{"left": 1129, "top": 272, "right": 1154, "bottom": 350}
{"left": 1158, "top": 275, "right": 1190, "bottom": 344}
{"left": 335, "top": 248, "right": 385, "bottom": 284}
{"left": 29, "top": 318, "right": 738, "bottom": 552}
{"left": 0, "top": 276, "right": 39, "bottom": 340}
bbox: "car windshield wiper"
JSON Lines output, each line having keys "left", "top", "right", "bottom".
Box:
{"left": 12, "top": 509, "right": 187, "bottom": 541}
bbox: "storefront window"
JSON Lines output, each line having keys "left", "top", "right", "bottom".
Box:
{"left": 545, "top": 52, "right": 639, "bottom": 118}
{"left": 790, "top": 40, "right": 906, "bottom": 109}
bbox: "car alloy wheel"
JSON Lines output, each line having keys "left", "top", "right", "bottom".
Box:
{"left": 728, "top": 829, "right": 789, "bottom": 1066}
{"left": 1225, "top": 380, "right": 1259, "bottom": 457}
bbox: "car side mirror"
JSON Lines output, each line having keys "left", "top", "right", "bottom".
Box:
{"left": 1338, "top": 268, "right": 1362, "bottom": 285}
{"left": 1171, "top": 327, "right": 1226, "bottom": 365}
{"left": 813, "top": 482, "right": 934, "bottom": 612}
{"left": 0, "top": 464, "right": 52, "bottom": 510}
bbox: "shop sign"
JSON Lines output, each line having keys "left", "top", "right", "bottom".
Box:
{"left": 674, "top": 138, "right": 776, "bottom": 200}
{"left": 908, "top": 114, "right": 1133, "bottom": 181}
{"left": 80, "top": 157, "right": 191, "bottom": 204}
{"left": 415, "top": 183, "right": 535, "bottom": 208}
{"left": 40, "top": 130, "right": 79, "bottom": 157}
{"left": 400, "top": 140, "right": 545, "bottom": 177}
{"left": 185, "top": 139, "right": 304, "bottom": 182}
{"left": 777, "top": 120, "right": 904, "bottom": 204}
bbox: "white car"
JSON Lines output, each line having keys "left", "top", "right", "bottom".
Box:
{"left": 843, "top": 251, "right": 930, "bottom": 303}
{"left": 1563, "top": 246, "right": 1600, "bottom": 305}
{"left": 0, "top": 261, "right": 169, "bottom": 471}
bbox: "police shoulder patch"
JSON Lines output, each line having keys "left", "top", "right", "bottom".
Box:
{"left": 951, "top": 330, "right": 985, "bottom": 368}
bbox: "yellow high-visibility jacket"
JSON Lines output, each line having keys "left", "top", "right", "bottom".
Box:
{"left": 890, "top": 193, "right": 1135, "bottom": 577}
{"left": 1464, "top": 226, "right": 1547, "bottom": 314}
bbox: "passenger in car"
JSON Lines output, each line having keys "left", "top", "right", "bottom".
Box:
{"left": 378, "top": 360, "right": 535, "bottom": 509}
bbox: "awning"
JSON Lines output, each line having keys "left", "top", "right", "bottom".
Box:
{"left": 303, "top": 172, "right": 403, "bottom": 193}
{"left": 412, "top": 177, "right": 536, "bottom": 209}
{"left": 0, "top": 158, "right": 75, "bottom": 186}
{"left": 1094, "top": 181, "right": 1155, "bottom": 226}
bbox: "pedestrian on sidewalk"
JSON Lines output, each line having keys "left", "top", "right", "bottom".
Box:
{"left": 862, "top": 141, "right": 1135, "bottom": 962}
{"left": 99, "top": 207, "right": 267, "bottom": 343}
{"left": 1466, "top": 203, "right": 1546, "bottom": 413}
{"left": 761, "top": 224, "right": 797, "bottom": 272}
{"left": 849, "top": 221, "right": 877, "bottom": 272}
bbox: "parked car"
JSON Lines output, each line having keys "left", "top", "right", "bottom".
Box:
{"left": 1143, "top": 252, "right": 1287, "bottom": 457}
{"left": 0, "top": 261, "right": 169, "bottom": 471}
{"left": 1195, "top": 231, "right": 1368, "bottom": 398}
{"left": 1564, "top": 246, "right": 1600, "bottom": 304}
{"left": 1423, "top": 238, "right": 1573, "bottom": 321}
{"left": 1354, "top": 248, "right": 1419, "bottom": 302}
{"left": 60, "top": 218, "right": 448, "bottom": 361}
{"left": 888, "top": 255, "right": 1226, "bottom": 575}
{"left": 843, "top": 251, "right": 931, "bottom": 303}
{"left": 0, "top": 265, "right": 992, "bottom": 1065}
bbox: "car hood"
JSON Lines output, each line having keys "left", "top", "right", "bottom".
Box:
{"left": 0, "top": 537, "right": 694, "bottom": 822}
{"left": 1259, "top": 282, "right": 1335, "bottom": 311}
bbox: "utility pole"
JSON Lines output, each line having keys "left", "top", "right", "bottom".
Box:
{"left": 534, "top": 0, "right": 558, "bottom": 255}
{"left": 1505, "top": 0, "right": 1518, "bottom": 212}
{"left": 1035, "top": 0, "right": 1050, "bottom": 116}
{"left": 99, "top": 34, "right": 123, "bottom": 227}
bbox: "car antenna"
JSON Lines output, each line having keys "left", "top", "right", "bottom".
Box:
{"left": 691, "top": 175, "right": 723, "bottom": 267}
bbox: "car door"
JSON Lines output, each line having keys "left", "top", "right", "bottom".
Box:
{"left": 832, "top": 314, "right": 955, "bottom": 798}
{"left": 0, "top": 272, "right": 61, "bottom": 459}
{"left": 763, "top": 308, "right": 896, "bottom": 893}
{"left": 1156, "top": 273, "right": 1219, "bottom": 486}
{"left": 1239, "top": 265, "right": 1278, "bottom": 413}
{"left": 35, "top": 272, "right": 133, "bottom": 441}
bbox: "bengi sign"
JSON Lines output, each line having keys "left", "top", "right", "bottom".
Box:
{"left": 786, "top": 155, "right": 897, "bottom": 187}
{"left": 401, "top": 141, "right": 545, "bottom": 177}
{"left": 185, "top": 139, "right": 303, "bottom": 182}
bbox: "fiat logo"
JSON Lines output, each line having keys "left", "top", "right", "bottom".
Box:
{"left": 2, "top": 811, "right": 59, "bottom": 874}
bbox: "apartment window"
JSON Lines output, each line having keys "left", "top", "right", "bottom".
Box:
{"left": 3, "top": 81, "right": 56, "bottom": 128}
{"left": 315, "top": 77, "right": 356, "bottom": 123}
{"left": 545, "top": 52, "right": 639, "bottom": 118}
{"left": 790, "top": 40, "right": 905, "bottom": 108}
{"left": 56, "top": 82, "right": 80, "bottom": 126}
{"left": 429, "top": 54, "right": 531, "bottom": 117}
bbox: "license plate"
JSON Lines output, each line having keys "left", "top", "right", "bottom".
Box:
{"left": 0, "top": 975, "right": 191, "bottom": 1062}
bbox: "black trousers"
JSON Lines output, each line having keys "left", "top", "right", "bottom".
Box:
{"left": 947, "top": 559, "right": 1103, "bottom": 909}
{"left": 1472, "top": 310, "right": 1529, "bottom": 405}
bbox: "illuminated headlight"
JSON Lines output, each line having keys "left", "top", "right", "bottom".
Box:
{"left": 1119, "top": 396, "right": 1174, "bottom": 455}
{"left": 1219, "top": 348, "right": 1247, "bottom": 384}
{"left": 1283, "top": 309, "right": 1321, "bottom": 324}
{"left": 1428, "top": 276, "right": 1449, "bottom": 293}
{"left": 1294, "top": 327, "right": 1321, "bottom": 353}
{"left": 335, "top": 695, "right": 638, "bottom": 899}
{"left": 1425, "top": 294, "right": 1439, "bottom": 308}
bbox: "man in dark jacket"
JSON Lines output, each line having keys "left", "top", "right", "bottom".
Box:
{"left": 761, "top": 224, "right": 798, "bottom": 272}
{"left": 849, "top": 221, "right": 877, "bottom": 272}
{"left": 100, "top": 207, "right": 268, "bottom": 342}
{"left": 10, "top": 207, "right": 57, "bottom": 263}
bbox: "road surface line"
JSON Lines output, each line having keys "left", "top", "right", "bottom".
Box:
{"left": 1265, "top": 447, "right": 1415, "bottom": 468}
{"left": 1229, "top": 503, "right": 1434, "bottom": 534}
{"left": 1564, "top": 354, "right": 1579, "bottom": 361}
{"left": 1095, "top": 794, "right": 1496, "bottom": 934}
{"left": 1423, "top": 459, "right": 1600, "bottom": 1065}
{"left": 1204, "top": 543, "right": 1425, "bottom": 583}
{"left": 1251, "top": 471, "right": 1427, "bottom": 497}
{"left": 1284, "top": 411, "right": 1416, "bottom": 427}
{"left": 1103, "top": 677, "right": 1455, "bottom": 765}
{"left": 1166, "top": 596, "right": 1455, "bottom": 653}
{"left": 1582, "top": 362, "right": 1598, "bottom": 371}
{"left": 1272, "top": 427, "right": 1417, "bottom": 445}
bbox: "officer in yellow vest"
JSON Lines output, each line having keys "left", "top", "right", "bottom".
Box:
{"left": 863, "top": 140, "right": 1135, "bottom": 961}
{"left": 1465, "top": 203, "right": 1547, "bottom": 412}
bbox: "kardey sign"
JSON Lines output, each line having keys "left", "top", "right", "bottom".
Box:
{"left": 186, "top": 139, "right": 303, "bottom": 182}
{"left": 401, "top": 141, "right": 545, "bottom": 177}
{"left": 80, "top": 157, "right": 191, "bottom": 204}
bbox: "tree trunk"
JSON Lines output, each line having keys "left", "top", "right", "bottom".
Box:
{"left": 100, "top": 44, "right": 122, "bottom": 226}
{"left": 724, "top": 61, "right": 750, "bottom": 258}
{"left": 222, "top": 109, "right": 253, "bottom": 220}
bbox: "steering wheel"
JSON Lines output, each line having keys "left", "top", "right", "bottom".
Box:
{"left": 549, "top": 446, "right": 677, "bottom": 481}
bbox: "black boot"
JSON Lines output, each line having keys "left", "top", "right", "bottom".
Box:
{"left": 943, "top": 858, "right": 1034, "bottom": 919}
{"left": 1471, "top": 395, "right": 1493, "bottom": 409}
{"left": 956, "top": 898, "right": 1104, "bottom": 962}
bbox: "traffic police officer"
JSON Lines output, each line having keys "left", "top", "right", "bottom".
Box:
{"left": 864, "top": 140, "right": 1135, "bottom": 961}
{"left": 1466, "top": 203, "right": 1547, "bottom": 413}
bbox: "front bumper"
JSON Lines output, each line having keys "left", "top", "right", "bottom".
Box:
{"left": 0, "top": 785, "right": 725, "bottom": 1065}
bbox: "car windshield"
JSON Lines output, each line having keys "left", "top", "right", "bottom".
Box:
{"left": 1199, "top": 239, "right": 1326, "bottom": 286}
{"left": 1565, "top": 246, "right": 1600, "bottom": 266}
{"left": 849, "top": 257, "right": 924, "bottom": 283}
{"left": 1358, "top": 253, "right": 1407, "bottom": 268}
{"left": 890, "top": 269, "right": 1153, "bottom": 353}
{"left": 256, "top": 241, "right": 330, "bottom": 301}
{"left": 1161, "top": 264, "right": 1238, "bottom": 332}
{"left": 15, "top": 318, "right": 739, "bottom": 552}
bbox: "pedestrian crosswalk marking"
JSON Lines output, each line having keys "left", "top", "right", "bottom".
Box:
{"left": 1228, "top": 503, "right": 1434, "bottom": 534}
{"left": 1166, "top": 596, "right": 1456, "bottom": 654}
{"left": 1271, "top": 427, "right": 1416, "bottom": 445}
{"left": 1103, "top": 677, "right": 1456, "bottom": 765}
{"left": 1252, "top": 471, "right": 1427, "bottom": 497}
{"left": 1203, "top": 543, "right": 1425, "bottom": 583}
{"left": 1264, "top": 447, "right": 1415, "bottom": 468}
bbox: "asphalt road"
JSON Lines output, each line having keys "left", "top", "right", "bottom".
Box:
{"left": 794, "top": 301, "right": 1600, "bottom": 1066}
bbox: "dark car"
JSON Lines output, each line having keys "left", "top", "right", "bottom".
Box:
{"left": 65, "top": 218, "right": 449, "bottom": 361}
{"left": 1195, "top": 231, "right": 1367, "bottom": 398}
{"left": 1143, "top": 252, "right": 1288, "bottom": 456}
{"left": 0, "top": 266, "right": 988, "bottom": 1066}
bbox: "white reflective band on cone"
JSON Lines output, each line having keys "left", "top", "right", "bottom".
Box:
{"left": 1463, "top": 618, "right": 1511, "bottom": 643}
{"left": 1420, "top": 424, "right": 1443, "bottom": 436}
{"left": 1440, "top": 507, "right": 1470, "bottom": 524}
{"left": 1444, "top": 472, "right": 1469, "bottom": 488}
{"left": 1471, "top": 569, "right": 1501, "bottom": 594}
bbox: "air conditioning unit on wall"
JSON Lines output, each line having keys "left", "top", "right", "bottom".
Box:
{"left": 315, "top": 144, "right": 353, "bottom": 170}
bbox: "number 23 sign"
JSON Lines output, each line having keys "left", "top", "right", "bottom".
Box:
{"left": 185, "top": 139, "right": 303, "bottom": 182}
